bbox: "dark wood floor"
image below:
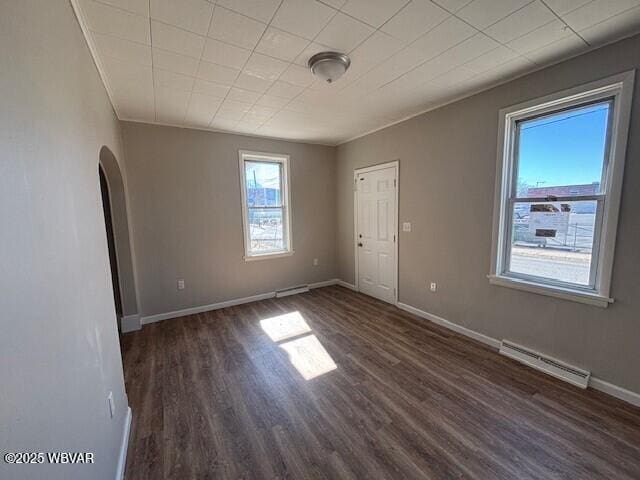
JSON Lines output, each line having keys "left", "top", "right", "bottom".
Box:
{"left": 121, "top": 286, "right": 640, "bottom": 479}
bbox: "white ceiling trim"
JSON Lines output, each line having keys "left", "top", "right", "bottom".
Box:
{"left": 119, "top": 117, "right": 336, "bottom": 146}
{"left": 70, "top": 0, "right": 123, "bottom": 120}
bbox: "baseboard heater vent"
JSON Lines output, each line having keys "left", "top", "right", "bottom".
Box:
{"left": 275, "top": 285, "right": 310, "bottom": 298}
{"left": 499, "top": 340, "right": 591, "bottom": 389}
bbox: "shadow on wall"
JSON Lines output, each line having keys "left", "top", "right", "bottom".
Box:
{"left": 98, "top": 146, "right": 138, "bottom": 330}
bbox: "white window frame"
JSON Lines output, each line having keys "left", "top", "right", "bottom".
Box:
{"left": 489, "top": 71, "right": 635, "bottom": 308}
{"left": 238, "top": 150, "right": 293, "bottom": 261}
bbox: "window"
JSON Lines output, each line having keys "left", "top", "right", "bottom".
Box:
{"left": 239, "top": 151, "right": 292, "bottom": 260}
{"left": 490, "top": 72, "right": 634, "bottom": 307}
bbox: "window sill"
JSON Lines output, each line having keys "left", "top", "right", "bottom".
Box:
{"left": 487, "top": 274, "right": 613, "bottom": 308}
{"left": 244, "top": 250, "right": 294, "bottom": 262}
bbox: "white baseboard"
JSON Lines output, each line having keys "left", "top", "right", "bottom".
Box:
{"left": 121, "top": 314, "right": 141, "bottom": 333}
{"left": 276, "top": 286, "right": 310, "bottom": 298}
{"left": 115, "top": 406, "right": 132, "bottom": 480}
{"left": 141, "top": 278, "right": 342, "bottom": 325}
{"left": 396, "top": 301, "right": 640, "bottom": 408}
{"left": 141, "top": 292, "right": 275, "bottom": 324}
{"left": 589, "top": 377, "right": 640, "bottom": 407}
{"left": 397, "top": 302, "right": 501, "bottom": 349}
{"left": 336, "top": 279, "right": 357, "bottom": 291}
{"left": 309, "top": 279, "right": 339, "bottom": 289}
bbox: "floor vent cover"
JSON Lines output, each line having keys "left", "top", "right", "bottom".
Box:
{"left": 275, "top": 285, "right": 310, "bottom": 298}
{"left": 499, "top": 340, "right": 591, "bottom": 389}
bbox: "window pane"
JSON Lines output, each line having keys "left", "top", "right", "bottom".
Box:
{"left": 249, "top": 208, "right": 284, "bottom": 253}
{"left": 516, "top": 102, "right": 610, "bottom": 197}
{"left": 508, "top": 200, "right": 597, "bottom": 286}
{"left": 245, "top": 161, "right": 282, "bottom": 207}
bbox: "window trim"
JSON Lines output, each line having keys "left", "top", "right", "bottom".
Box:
{"left": 489, "top": 71, "right": 635, "bottom": 308}
{"left": 238, "top": 150, "right": 293, "bottom": 261}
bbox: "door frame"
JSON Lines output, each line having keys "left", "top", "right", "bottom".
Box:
{"left": 353, "top": 160, "right": 399, "bottom": 305}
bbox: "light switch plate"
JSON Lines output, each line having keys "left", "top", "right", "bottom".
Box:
{"left": 402, "top": 222, "right": 411, "bottom": 232}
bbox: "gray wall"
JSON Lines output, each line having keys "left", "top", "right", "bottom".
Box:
{"left": 0, "top": 1, "right": 129, "bottom": 479}
{"left": 337, "top": 34, "right": 640, "bottom": 394}
{"left": 121, "top": 122, "right": 337, "bottom": 317}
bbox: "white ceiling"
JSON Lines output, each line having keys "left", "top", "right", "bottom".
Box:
{"left": 74, "top": 0, "right": 640, "bottom": 145}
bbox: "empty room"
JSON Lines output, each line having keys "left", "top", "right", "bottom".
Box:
{"left": 3, "top": 0, "right": 640, "bottom": 479}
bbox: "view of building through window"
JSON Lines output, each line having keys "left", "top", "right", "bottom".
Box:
{"left": 243, "top": 158, "right": 287, "bottom": 255}
{"left": 507, "top": 101, "right": 610, "bottom": 286}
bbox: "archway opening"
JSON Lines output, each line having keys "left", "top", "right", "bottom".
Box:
{"left": 99, "top": 165, "right": 123, "bottom": 320}
{"left": 99, "top": 146, "right": 139, "bottom": 333}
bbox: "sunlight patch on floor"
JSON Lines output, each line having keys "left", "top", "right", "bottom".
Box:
{"left": 260, "top": 311, "right": 312, "bottom": 342}
{"left": 260, "top": 310, "right": 337, "bottom": 380}
{"left": 279, "top": 334, "right": 337, "bottom": 380}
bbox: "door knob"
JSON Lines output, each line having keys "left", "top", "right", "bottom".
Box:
{"left": 358, "top": 242, "right": 363, "bottom": 247}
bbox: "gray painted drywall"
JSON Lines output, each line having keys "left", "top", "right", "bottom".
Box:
{"left": 0, "top": 1, "right": 129, "bottom": 479}
{"left": 337, "top": 34, "right": 640, "bottom": 394}
{"left": 121, "top": 122, "right": 337, "bottom": 317}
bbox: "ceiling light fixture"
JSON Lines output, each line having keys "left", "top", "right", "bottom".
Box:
{"left": 308, "top": 52, "right": 350, "bottom": 84}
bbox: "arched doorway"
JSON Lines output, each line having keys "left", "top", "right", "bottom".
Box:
{"left": 99, "top": 165, "right": 123, "bottom": 319}
{"left": 99, "top": 146, "right": 139, "bottom": 332}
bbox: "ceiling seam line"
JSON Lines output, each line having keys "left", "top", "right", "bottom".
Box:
{"left": 350, "top": 11, "right": 477, "bottom": 98}
{"left": 238, "top": 0, "right": 288, "bottom": 131}
{"left": 539, "top": 0, "right": 591, "bottom": 46}
{"left": 373, "top": 16, "right": 481, "bottom": 93}
{"left": 278, "top": 0, "right": 415, "bottom": 126}
{"left": 181, "top": 2, "right": 217, "bottom": 126}
{"left": 330, "top": 8, "right": 458, "bottom": 100}
{"left": 273, "top": 6, "right": 344, "bottom": 118}
{"left": 378, "top": 1, "right": 590, "bottom": 94}
{"left": 211, "top": 0, "right": 285, "bottom": 130}
{"left": 91, "top": 0, "right": 147, "bottom": 18}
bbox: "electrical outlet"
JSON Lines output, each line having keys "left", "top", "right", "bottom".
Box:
{"left": 313, "top": 258, "right": 319, "bottom": 266}
{"left": 430, "top": 282, "right": 437, "bottom": 292}
{"left": 177, "top": 279, "right": 185, "bottom": 290}
{"left": 107, "top": 391, "right": 115, "bottom": 419}
{"left": 402, "top": 222, "right": 412, "bottom": 232}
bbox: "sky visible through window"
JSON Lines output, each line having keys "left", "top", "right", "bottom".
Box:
{"left": 245, "top": 160, "right": 281, "bottom": 207}
{"left": 245, "top": 161, "right": 281, "bottom": 189}
{"left": 517, "top": 102, "right": 610, "bottom": 190}
{"left": 508, "top": 101, "right": 612, "bottom": 286}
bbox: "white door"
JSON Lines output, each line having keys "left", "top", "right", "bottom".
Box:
{"left": 356, "top": 166, "right": 397, "bottom": 304}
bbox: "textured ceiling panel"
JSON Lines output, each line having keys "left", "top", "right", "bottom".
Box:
{"left": 74, "top": 0, "right": 640, "bottom": 145}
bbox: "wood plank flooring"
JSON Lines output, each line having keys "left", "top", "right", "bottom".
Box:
{"left": 121, "top": 286, "right": 640, "bottom": 479}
